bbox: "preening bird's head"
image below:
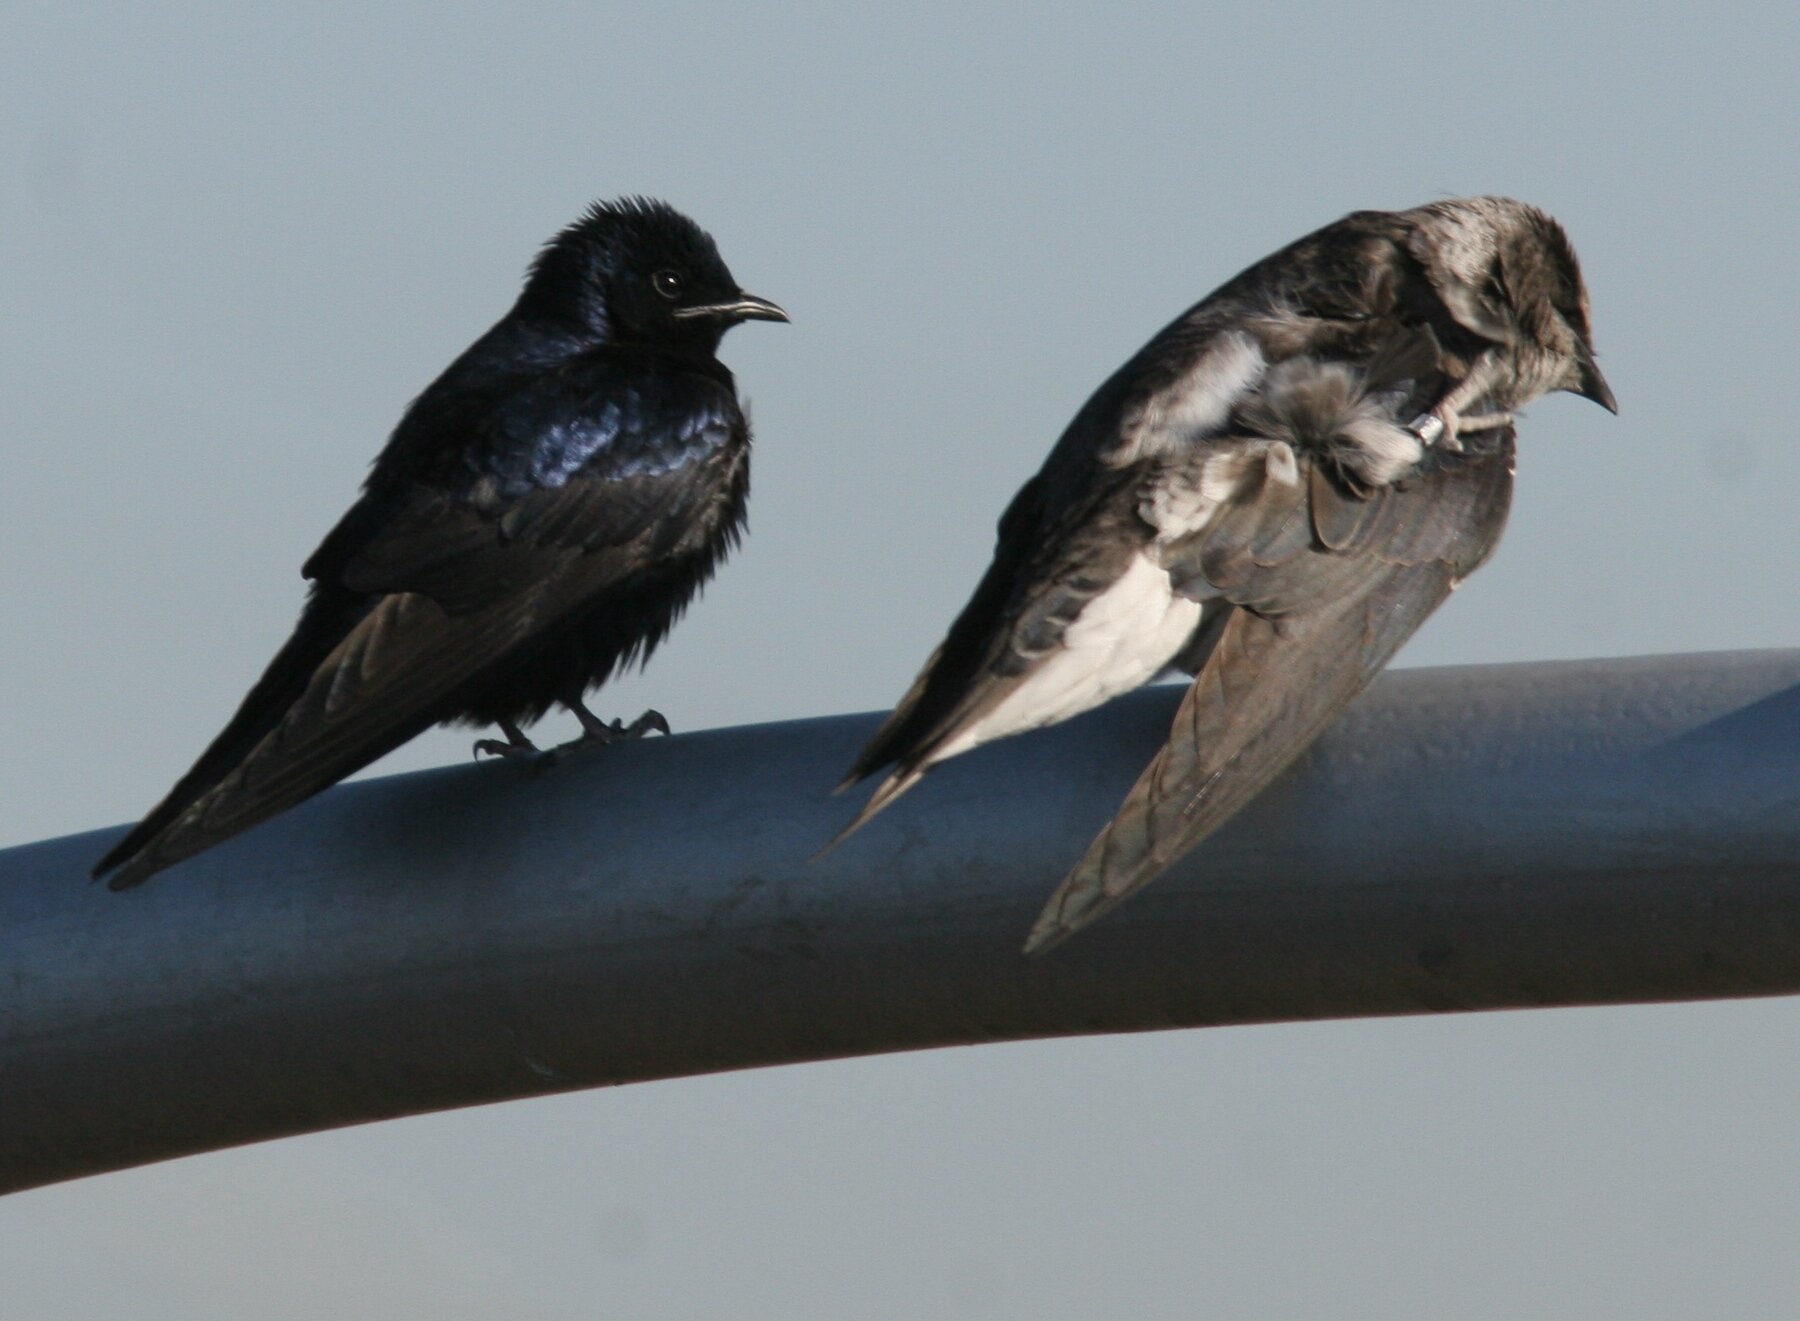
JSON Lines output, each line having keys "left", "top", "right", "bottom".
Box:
{"left": 520, "top": 196, "right": 787, "bottom": 353}
{"left": 1408, "top": 196, "right": 1616, "bottom": 415}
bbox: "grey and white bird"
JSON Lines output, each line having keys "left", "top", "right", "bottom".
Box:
{"left": 833, "top": 196, "right": 1616, "bottom": 952}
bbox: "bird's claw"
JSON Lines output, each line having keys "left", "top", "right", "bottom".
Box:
{"left": 476, "top": 708, "right": 670, "bottom": 771}
{"left": 620, "top": 709, "right": 672, "bottom": 740}
{"left": 534, "top": 708, "right": 672, "bottom": 768}
{"left": 566, "top": 707, "right": 671, "bottom": 748}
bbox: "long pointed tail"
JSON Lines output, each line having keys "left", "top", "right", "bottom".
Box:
{"left": 93, "top": 590, "right": 371, "bottom": 887}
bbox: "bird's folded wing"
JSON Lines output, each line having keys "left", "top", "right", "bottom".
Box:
{"left": 101, "top": 454, "right": 732, "bottom": 888}
{"left": 839, "top": 465, "right": 1146, "bottom": 778}
{"left": 1024, "top": 433, "right": 1513, "bottom": 951}
{"left": 839, "top": 308, "right": 1297, "bottom": 804}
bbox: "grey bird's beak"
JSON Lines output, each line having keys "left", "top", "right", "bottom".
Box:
{"left": 1571, "top": 340, "right": 1618, "bottom": 414}
{"left": 673, "top": 292, "right": 790, "bottom": 324}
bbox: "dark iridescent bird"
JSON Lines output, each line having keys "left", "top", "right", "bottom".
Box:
{"left": 94, "top": 197, "right": 786, "bottom": 889}
{"left": 833, "top": 196, "right": 1615, "bottom": 952}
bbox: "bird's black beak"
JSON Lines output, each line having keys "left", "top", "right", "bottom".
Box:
{"left": 1571, "top": 340, "right": 1618, "bottom": 414}
{"left": 672, "top": 292, "right": 790, "bottom": 325}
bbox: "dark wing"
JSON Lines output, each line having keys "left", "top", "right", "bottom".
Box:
{"left": 829, "top": 462, "right": 1148, "bottom": 830}
{"left": 833, "top": 211, "right": 1440, "bottom": 841}
{"left": 834, "top": 205, "right": 1495, "bottom": 849}
{"left": 831, "top": 329, "right": 1280, "bottom": 843}
{"left": 1023, "top": 430, "right": 1514, "bottom": 952}
{"left": 96, "top": 363, "right": 742, "bottom": 888}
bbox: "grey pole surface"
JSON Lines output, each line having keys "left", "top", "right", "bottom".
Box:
{"left": 4, "top": 650, "right": 1799, "bottom": 1195}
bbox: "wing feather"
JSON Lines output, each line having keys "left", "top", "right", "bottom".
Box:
{"left": 1025, "top": 433, "right": 1513, "bottom": 951}
{"left": 835, "top": 324, "right": 1282, "bottom": 836}
{"left": 101, "top": 488, "right": 698, "bottom": 888}
{"left": 98, "top": 377, "right": 742, "bottom": 889}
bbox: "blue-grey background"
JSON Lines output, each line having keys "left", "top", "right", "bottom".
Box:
{"left": 5, "top": 3, "right": 1798, "bottom": 1316}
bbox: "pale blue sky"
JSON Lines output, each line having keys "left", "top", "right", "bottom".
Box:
{"left": 4, "top": 3, "right": 1799, "bottom": 1316}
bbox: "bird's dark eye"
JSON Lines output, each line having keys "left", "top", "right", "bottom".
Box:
{"left": 652, "top": 269, "right": 685, "bottom": 300}
{"left": 1481, "top": 265, "right": 1508, "bottom": 310}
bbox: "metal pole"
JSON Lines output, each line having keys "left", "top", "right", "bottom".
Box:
{"left": 3, "top": 650, "right": 1798, "bottom": 1195}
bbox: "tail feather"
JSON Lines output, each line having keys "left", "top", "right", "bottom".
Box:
{"left": 94, "top": 590, "right": 370, "bottom": 886}
{"left": 815, "top": 765, "right": 928, "bottom": 859}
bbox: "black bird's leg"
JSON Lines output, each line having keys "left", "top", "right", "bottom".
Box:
{"left": 473, "top": 719, "right": 539, "bottom": 761}
{"left": 550, "top": 696, "right": 671, "bottom": 757}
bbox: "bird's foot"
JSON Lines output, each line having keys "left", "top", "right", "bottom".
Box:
{"left": 536, "top": 705, "right": 672, "bottom": 767}
{"left": 1452, "top": 409, "right": 1513, "bottom": 434}
{"left": 473, "top": 721, "right": 538, "bottom": 761}
{"left": 583, "top": 708, "right": 671, "bottom": 744}
{"left": 1408, "top": 405, "right": 1513, "bottom": 455}
{"left": 1408, "top": 407, "right": 1461, "bottom": 451}
{"left": 478, "top": 707, "right": 669, "bottom": 769}
{"left": 1409, "top": 355, "right": 1508, "bottom": 454}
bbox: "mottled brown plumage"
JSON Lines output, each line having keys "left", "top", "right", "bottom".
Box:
{"left": 832, "top": 197, "right": 1616, "bottom": 952}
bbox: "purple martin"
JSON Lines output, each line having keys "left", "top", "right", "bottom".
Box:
{"left": 94, "top": 197, "right": 786, "bottom": 889}
{"left": 834, "top": 196, "right": 1615, "bottom": 952}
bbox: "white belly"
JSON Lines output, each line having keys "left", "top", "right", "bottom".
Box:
{"left": 934, "top": 554, "right": 1202, "bottom": 762}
